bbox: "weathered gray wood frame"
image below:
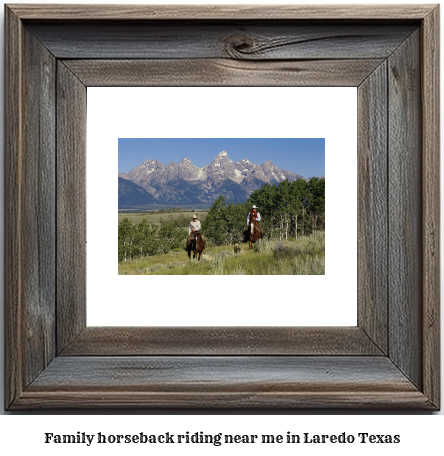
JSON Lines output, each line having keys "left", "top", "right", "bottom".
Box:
{"left": 5, "top": 4, "right": 440, "bottom": 409}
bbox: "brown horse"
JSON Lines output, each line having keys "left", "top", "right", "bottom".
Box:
{"left": 246, "top": 221, "right": 262, "bottom": 250}
{"left": 187, "top": 231, "right": 206, "bottom": 260}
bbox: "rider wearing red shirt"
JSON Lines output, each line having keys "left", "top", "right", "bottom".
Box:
{"left": 246, "top": 205, "right": 265, "bottom": 237}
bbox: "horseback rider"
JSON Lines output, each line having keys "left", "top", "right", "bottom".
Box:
{"left": 246, "top": 205, "right": 265, "bottom": 237}
{"left": 187, "top": 214, "right": 206, "bottom": 247}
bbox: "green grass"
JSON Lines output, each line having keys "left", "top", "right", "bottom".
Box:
{"left": 118, "top": 231, "right": 325, "bottom": 275}
{"left": 118, "top": 211, "right": 208, "bottom": 226}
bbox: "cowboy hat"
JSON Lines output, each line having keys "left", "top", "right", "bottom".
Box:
{"left": 192, "top": 214, "right": 197, "bottom": 219}
{"left": 251, "top": 205, "right": 257, "bottom": 209}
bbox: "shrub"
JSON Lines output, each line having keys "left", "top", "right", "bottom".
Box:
{"left": 118, "top": 217, "right": 188, "bottom": 261}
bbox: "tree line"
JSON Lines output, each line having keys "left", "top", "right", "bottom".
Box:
{"left": 118, "top": 177, "right": 325, "bottom": 260}
{"left": 118, "top": 218, "right": 187, "bottom": 262}
{"left": 202, "top": 177, "right": 325, "bottom": 246}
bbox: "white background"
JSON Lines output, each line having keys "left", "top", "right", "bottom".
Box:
{"left": 0, "top": 0, "right": 442, "bottom": 452}
{"left": 87, "top": 87, "right": 357, "bottom": 326}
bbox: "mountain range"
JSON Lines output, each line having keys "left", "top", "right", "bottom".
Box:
{"left": 119, "top": 151, "right": 307, "bottom": 208}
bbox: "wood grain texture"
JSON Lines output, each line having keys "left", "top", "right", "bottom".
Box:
{"left": 21, "top": 29, "right": 57, "bottom": 387}
{"left": 7, "top": 4, "right": 435, "bottom": 20}
{"left": 421, "top": 6, "right": 440, "bottom": 409}
{"left": 388, "top": 30, "right": 422, "bottom": 389}
{"left": 56, "top": 62, "right": 87, "bottom": 353}
{"left": 4, "top": 4, "right": 24, "bottom": 411}
{"left": 64, "top": 59, "right": 384, "bottom": 87}
{"left": 4, "top": 5, "right": 440, "bottom": 410}
{"left": 26, "top": 22, "right": 416, "bottom": 60}
{"left": 15, "top": 390, "right": 433, "bottom": 410}
{"left": 357, "top": 62, "right": 388, "bottom": 354}
{"left": 61, "top": 327, "right": 382, "bottom": 356}
{"left": 28, "top": 356, "right": 418, "bottom": 391}
{"left": 13, "top": 356, "right": 432, "bottom": 409}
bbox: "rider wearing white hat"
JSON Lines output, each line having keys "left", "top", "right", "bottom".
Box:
{"left": 189, "top": 214, "right": 201, "bottom": 234}
{"left": 187, "top": 214, "right": 205, "bottom": 247}
{"left": 247, "top": 205, "right": 261, "bottom": 224}
{"left": 246, "top": 205, "right": 265, "bottom": 237}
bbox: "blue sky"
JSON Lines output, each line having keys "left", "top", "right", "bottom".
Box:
{"left": 118, "top": 138, "right": 325, "bottom": 178}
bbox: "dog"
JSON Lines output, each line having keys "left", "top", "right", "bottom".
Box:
{"left": 234, "top": 244, "right": 243, "bottom": 254}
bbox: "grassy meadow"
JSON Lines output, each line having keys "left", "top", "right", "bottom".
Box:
{"left": 118, "top": 210, "right": 208, "bottom": 226}
{"left": 118, "top": 231, "right": 325, "bottom": 275}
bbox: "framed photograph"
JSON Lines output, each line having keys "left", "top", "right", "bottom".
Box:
{"left": 5, "top": 4, "right": 440, "bottom": 409}
{"left": 92, "top": 89, "right": 353, "bottom": 327}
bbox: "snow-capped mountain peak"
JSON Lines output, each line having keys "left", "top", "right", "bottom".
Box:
{"left": 123, "top": 150, "right": 306, "bottom": 205}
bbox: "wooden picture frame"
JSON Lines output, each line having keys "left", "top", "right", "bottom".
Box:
{"left": 5, "top": 4, "right": 440, "bottom": 409}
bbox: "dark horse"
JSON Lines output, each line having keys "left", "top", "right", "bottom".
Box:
{"left": 187, "top": 231, "right": 206, "bottom": 260}
{"left": 245, "top": 221, "right": 262, "bottom": 250}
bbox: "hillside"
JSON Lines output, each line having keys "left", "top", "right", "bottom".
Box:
{"left": 118, "top": 177, "right": 157, "bottom": 208}
{"left": 120, "top": 150, "right": 306, "bottom": 206}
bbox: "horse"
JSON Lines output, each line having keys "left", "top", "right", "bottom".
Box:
{"left": 187, "top": 230, "right": 206, "bottom": 260}
{"left": 245, "top": 220, "right": 262, "bottom": 250}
